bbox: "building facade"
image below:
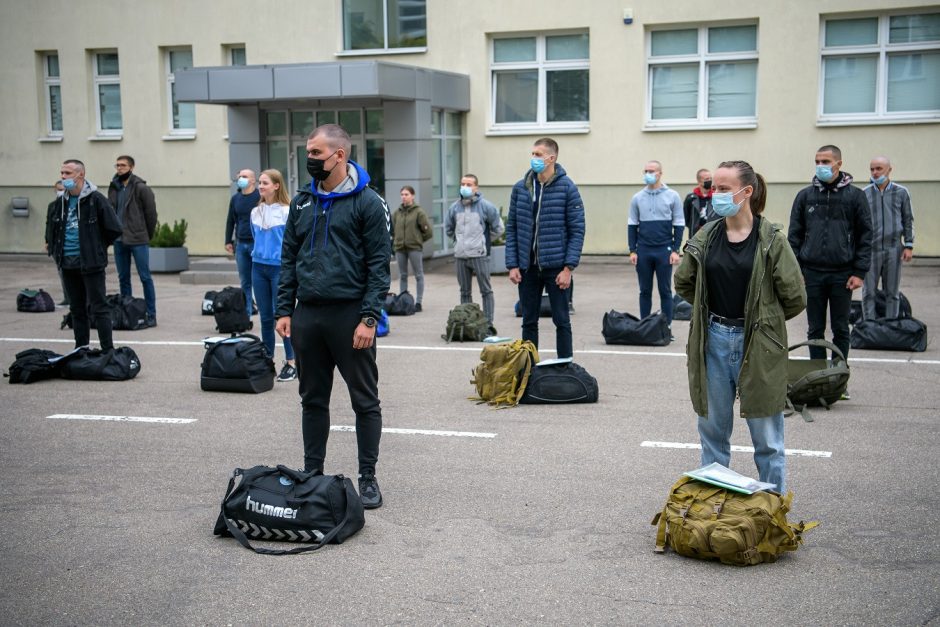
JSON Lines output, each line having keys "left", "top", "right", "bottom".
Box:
{"left": 1, "top": 0, "right": 938, "bottom": 255}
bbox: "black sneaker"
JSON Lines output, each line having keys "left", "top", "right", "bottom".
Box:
{"left": 277, "top": 362, "right": 297, "bottom": 382}
{"left": 146, "top": 313, "right": 157, "bottom": 327}
{"left": 569, "top": 302, "right": 575, "bottom": 315}
{"left": 414, "top": 303, "right": 423, "bottom": 312}
{"left": 358, "top": 474, "right": 383, "bottom": 509}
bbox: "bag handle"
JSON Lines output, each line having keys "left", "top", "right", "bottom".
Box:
{"left": 787, "top": 339, "right": 847, "bottom": 364}
{"left": 220, "top": 472, "right": 361, "bottom": 556}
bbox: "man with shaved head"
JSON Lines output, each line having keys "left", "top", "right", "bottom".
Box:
{"left": 225, "top": 167, "right": 260, "bottom": 317}
{"left": 862, "top": 156, "right": 915, "bottom": 320}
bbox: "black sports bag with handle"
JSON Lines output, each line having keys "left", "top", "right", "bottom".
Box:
{"left": 520, "top": 360, "right": 599, "bottom": 404}
{"left": 850, "top": 317, "right": 927, "bottom": 352}
{"left": 602, "top": 310, "right": 671, "bottom": 346}
{"left": 59, "top": 347, "right": 141, "bottom": 381}
{"left": 214, "top": 465, "right": 365, "bottom": 555}
{"left": 17, "top": 289, "right": 56, "bottom": 313}
{"left": 201, "top": 334, "right": 275, "bottom": 393}
{"left": 5, "top": 348, "right": 64, "bottom": 384}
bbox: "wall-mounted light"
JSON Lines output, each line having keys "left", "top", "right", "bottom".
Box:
{"left": 623, "top": 8, "right": 634, "bottom": 25}
{"left": 11, "top": 197, "right": 29, "bottom": 218}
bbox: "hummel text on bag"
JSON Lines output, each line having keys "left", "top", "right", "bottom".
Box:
{"left": 246, "top": 494, "right": 297, "bottom": 519}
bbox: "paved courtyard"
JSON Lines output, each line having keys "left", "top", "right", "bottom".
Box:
{"left": 1, "top": 253, "right": 938, "bottom": 625}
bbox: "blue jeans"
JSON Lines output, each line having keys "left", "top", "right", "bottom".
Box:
{"left": 697, "top": 320, "right": 786, "bottom": 492}
{"left": 636, "top": 245, "right": 674, "bottom": 323}
{"left": 235, "top": 241, "right": 254, "bottom": 317}
{"left": 519, "top": 265, "right": 572, "bottom": 358}
{"left": 113, "top": 240, "right": 156, "bottom": 316}
{"left": 252, "top": 261, "right": 294, "bottom": 361}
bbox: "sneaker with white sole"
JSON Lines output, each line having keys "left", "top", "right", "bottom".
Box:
{"left": 277, "top": 362, "right": 297, "bottom": 382}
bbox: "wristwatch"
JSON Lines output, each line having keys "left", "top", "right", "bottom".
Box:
{"left": 361, "top": 316, "right": 377, "bottom": 328}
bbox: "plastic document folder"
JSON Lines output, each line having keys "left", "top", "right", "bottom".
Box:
{"left": 683, "top": 462, "right": 776, "bottom": 494}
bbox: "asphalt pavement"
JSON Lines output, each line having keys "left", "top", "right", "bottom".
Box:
{"left": 1, "top": 253, "right": 938, "bottom": 625}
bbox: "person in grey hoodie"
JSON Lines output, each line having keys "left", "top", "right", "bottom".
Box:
{"left": 446, "top": 174, "right": 504, "bottom": 324}
{"left": 45, "top": 159, "right": 122, "bottom": 350}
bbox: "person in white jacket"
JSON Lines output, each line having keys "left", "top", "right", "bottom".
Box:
{"left": 445, "top": 174, "right": 504, "bottom": 324}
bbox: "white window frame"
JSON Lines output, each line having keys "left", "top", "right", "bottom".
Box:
{"left": 488, "top": 31, "right": 590, "bottom": 136}
{"left": 92, "top": 51, "right": 122, "bottom": 136}
{"left": 338, "top": 0, "right": 427, "bottom": 56}
{"left": 165, "top": 47, "right": 196, "bottom": 137}
{"left": 43, "top": 52, "right": 62, "bottom": 137}
{"left": 818, "top": 11, "right": 940, "bottom": 126}
{"left": 645, "top": 23, "right": 759, "bottom": 131}
{"left": 431, "top": 109, "right": 463, "bottom": 254}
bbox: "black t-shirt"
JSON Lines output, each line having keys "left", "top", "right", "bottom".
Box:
{"left": 706, "top": 217, "right": 760, "bottom": 319}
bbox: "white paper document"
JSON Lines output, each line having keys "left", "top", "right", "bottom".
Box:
{"left": 683, "top": 462, "right": 776, "bottom": 494}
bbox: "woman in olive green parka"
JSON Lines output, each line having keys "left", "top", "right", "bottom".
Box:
{"left": 392, "top": 186, "right": 433, "bottom": 311}
{"left": 675, "top": 160, "right": 805, "bottom": 492}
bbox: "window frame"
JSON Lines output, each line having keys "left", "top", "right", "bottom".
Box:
{"left": 43, "top": 52, "right": 62, "bottom": 137}
{"left": 431, "top": 109, "right": 463, "bottom": 254}
{"left": 164, "top": 47, "right": 196, "bottom": 136}
{"left": 229, "top": 46, "right": 247, "bottom": 66}
{"left": 338, "top": 0, "right": 428, "bottom": 56}
{"left": 644, "top": 22, "right": 759, "bottom": 131}
{"left": 92, "top": 50, "right": 122, "bottom": 136}
{"left": 818, "top": 11, "right": 940, "bottom": 126}
{"left": 488, "top": 30, "right": 590, "bottom": 136}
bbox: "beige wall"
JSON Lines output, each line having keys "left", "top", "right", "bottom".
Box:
{"left": 0, "top": 0, "right": 937, "bottom": 255}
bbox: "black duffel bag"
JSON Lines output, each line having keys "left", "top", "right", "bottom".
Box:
{"left": 514, "top": 294, "right": 553, "bottom": 317}
{"left": 850, "top": 317, "right": 927, "bottom": 352}
{"left": 60, "top": 346, "right": 141, "bottom": 381}
{"left": 849, "top": 290, "right": 912, "bottom": 325}
{"left": 672, "top": 294, "right": 692, "bottom": 321}
{"left": 17, "top": 289, "right": 56, "bottom": 313}
{"left": 214, "top": 465, "right": 365, "bottom": 555}
{"left": 602, "top": 310, "right": 671, "bottom": 346}
{"left": 201, "top": 334, "right": 275, "bottom": 393}
{"left": 5, "top": 348, "right": 64, "bottom": 384}
{"left": 385, "top": 291, "right": 416, "bottom": 316}
{"left": 520, "top": 360, "right": 599, "bottom": 404}
{"left": 110, "top": 294, "right": 148, "bottom": 330}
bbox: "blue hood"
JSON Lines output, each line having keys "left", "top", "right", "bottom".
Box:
{"left": 308, "top": 161, "right": 372, "bottom": 254}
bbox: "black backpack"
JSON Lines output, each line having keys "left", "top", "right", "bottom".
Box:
{"left": 201, "top": 334, "right": 275, "bottom": 393}
{"left": 202, "top": 290, "right": 218, "bottom": 315}
{"left": 672, "top": 294, "right": 692, "bottom": 321}
{"left": 520, "top": 360, "right": 599, "bottom": 404}
{"left": 850, "top": 290, "right": 912, "bottom": 325}
{"left": 60, "top": 347, "right": 142, "bottom": 381}
{"left": 5, "top": 348, "right": 64, "bottom": 384}
{"left": 17, "top": 289, "right": 56, "bottom": 313}
{"left": 213, "top": 287, "right": 251, "bottom": 333}
{"left": 602, "top": 310, "right": 671, "bottom": 346}
{"left": 850, "top": 317, "right": 928, "bottom": 352}
{"left": 385, "top": 291, "right": 416, "bottom": 316}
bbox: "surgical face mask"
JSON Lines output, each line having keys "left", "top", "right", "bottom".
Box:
{"left": 307, "top": 151, "right": 337, "bottom": 182}
{"left": 62, "top": 178, "right": 76, "bottom": 191}
{"left": 236, "top": 177, "right": 249, "bottom": 190}
{"left": 459, "top": 185, "right": 473, "bottom": 199}
{"left": 530, "top": 157, "right": 546, "bottom": 174}
{"left": 871, "top": 174, "right": 887, "bottom": 186}
{"left": 643, "top": 172, "right": 657, "bottom": 185}
{"left": 815, "top": 165, "right": 834, "bottom": 183}
{"left": 711, "top": 188, "right": 746, "bottom": 218}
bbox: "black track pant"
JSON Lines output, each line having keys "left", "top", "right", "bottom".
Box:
{"left": 61, "top": 266, "right": 113, "bottom": 350}
{"left": 291, "top": 300, "right": 382, "bottom": 475}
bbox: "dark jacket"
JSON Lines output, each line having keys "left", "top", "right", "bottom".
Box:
{"left": 788, "top": 171, "right": 872, "bottom": 279}
{"left": 676, "top": 217, "right": 806, "bottom": 418}
{"left": 276, "top": 161, "right": 391, "bottom": 319}
{"left": 506, "top": 164, "right": 585, "bottom": 271}
{"left": 683, "top": 188, "right": 716, "bottom": 238}
{"left": 45, "top": 181, "right": 122, "bottom": 273}
{"left": 107, "top": 173, "right": 157, "bottom": 246}
{"left": 225, "top": 189, "right": 260, "bottom": 245}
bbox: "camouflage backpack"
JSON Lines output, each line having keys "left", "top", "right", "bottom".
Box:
{"left": 443, "top": 303, "right": 496, "bottom": 343}
{"left": 652, "top": 476, "right": 818, "bottom": 566}
{"left": 470, "top": 340, "right": 539, "bottom": 407}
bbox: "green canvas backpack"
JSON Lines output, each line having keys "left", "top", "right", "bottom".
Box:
{"left": 443, "top": 303, "right": 497, "bottom": 343}
{"left": 786, "top": 339, "right": 851, "bottom": 422}
{"left": 652, "top": 476, "right": 818, "bottom": 566}
{"left": 470, "top": 339, "right": 539, "bottom": 407}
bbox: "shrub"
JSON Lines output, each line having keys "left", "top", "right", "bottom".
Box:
{"left": 150, "top": 219, "right": 188, "bottom": 248}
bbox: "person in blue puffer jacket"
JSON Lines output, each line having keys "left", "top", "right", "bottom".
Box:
{"left": 506, "top": 137, "right": 585, "bottom": 358}
{"left": 250, "top": 169, "right": 297, "bottom": 382}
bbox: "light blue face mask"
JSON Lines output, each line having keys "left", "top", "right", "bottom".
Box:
{"left": 62, "top": 178, "right": 76, "bottom": 191}
{"left": 711, "top": 188, "right": 746, "bottom": 217}
{"left": 643, "top": 172, "right": 657, "bottom": 185}
{"left": 530, "top": 158, "right": 546, "bottom": 174}
{"left": 459, "top": 185, "right": 473, "bottom": 198}
{"left": 815, "top": 165, "right": 834, "bottom": 182}
{"left": 871, "top": 175, "right": 887, "bottom": 186}
{"left": 236, "top": 177, "right": 249, "bottom": 190}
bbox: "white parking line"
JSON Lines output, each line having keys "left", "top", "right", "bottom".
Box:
{"left": 48, "top": 414, "right": 196, "bottom": 424}
{"left": 3, "top": 337, "right": 938, "bottom": 364}
{"left": 640, "top": 440, "right": 832, "bottom": 458}
{"left": 331, "top": 425, "right": 496, "bottom": 438}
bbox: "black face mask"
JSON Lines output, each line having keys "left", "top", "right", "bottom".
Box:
{"left": 306, "top": 151, "right": 338, "bottom": 182}
{"left": 702, "top": 179, "right": 712, "bottom": 190}
{"left": 117, "top": 171, "right": 132, "bottom": 182}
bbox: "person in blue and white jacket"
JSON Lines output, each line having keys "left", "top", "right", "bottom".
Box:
{"left": 628, "top": 160, "right": 685, "bottom": 328}
{"left": 251, "top": 169, "right": 297, "bottom": 382}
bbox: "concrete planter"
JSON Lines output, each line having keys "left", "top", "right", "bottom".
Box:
{"left": 150, "top": 246, "right": 189, "bottom": 273}
{"left": 488, "top": 245, "right": 507, "bottom": 275}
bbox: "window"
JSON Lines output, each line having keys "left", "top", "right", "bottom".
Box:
{"left": 820, "top": 12, "right": 940, "bottom": 123}
{"left": 230, "top": 46, "right": 246, "bottom": 66}
{"left": 43, "top": 53, "right": 62, "bottom": 135}
{"left": 342, "top": 0, "right": 426, "bottom": 52}
{"left": 430, "top": 110, "right": 462, "bottom": 252}
{"left": 93, "top": 51, "right": 122, "bottom": 134}
{"left": 490, "top": 32, "right": 589, "bottom": 133}
{"left": 166, "top": 48, "right": 195, "bottom": 133}
{"left": 646, "top": 24, "right": 758, "bottom": 129}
